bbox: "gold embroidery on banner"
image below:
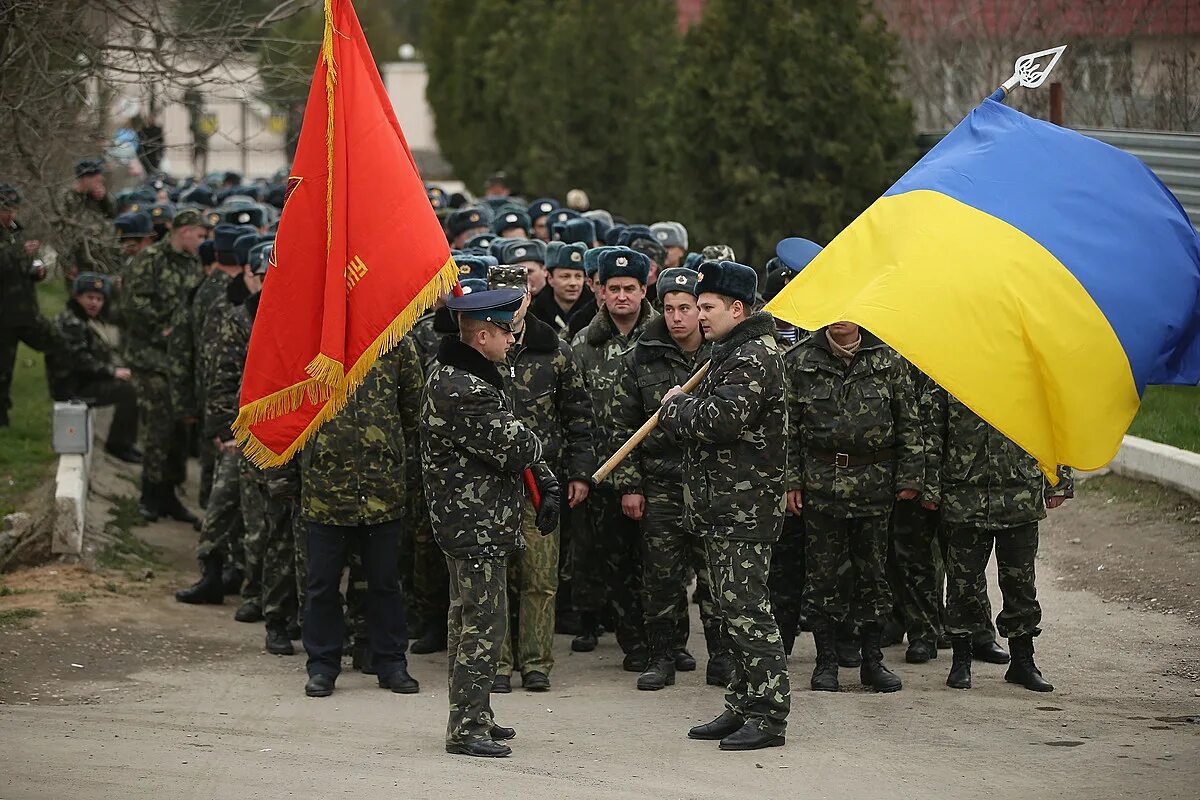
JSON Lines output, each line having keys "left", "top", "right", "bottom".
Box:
{"left": 345, "top": 255, "right": 368, "bottom": 292}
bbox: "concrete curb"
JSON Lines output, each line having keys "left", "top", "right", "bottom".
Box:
{"left": 51, "top": 408, "right": 94, "bottom": 555}
{"left": 1103, "top": 435, "right": 1200, "bottom": 501}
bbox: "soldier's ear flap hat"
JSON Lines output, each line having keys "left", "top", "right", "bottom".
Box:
{"left": 114, "top": 211, "right": 154, "bottom": 239}
{"left": 497, "top": 238, "right": 546, "bottom": 265}
{"left": 463, "top": 233, "right": 496, "bottom": 253}
{"left": 198, "top": 239, "right": 216, "bottom": 266}
{"left": 545, "top": 241, "right": 588, "bottom": 272}
{"left": 558, "top": 218, "right": 596, "bottom": 247}
{"left": 447, "top": 207, "right": 491, "bottom": 239}
{"left": 696, "top": 260, "right": 758, "bottom": 306}
{"left": 454, "top": 254, "right": 498, "bottom": 282}
{"left": 582, "top": 246, "right": 615, "bottom": 278}
{"left": 650, "top": 221, "right": 688, "bottom": 250}
{"left": 657, "top": 267, "right": 699, "bottom": 298}
{"left": 602, "top": 224, "right": 627, "bottom": 247}
{"left": 597, "top": 247, "right": 650, "bottom": 285}
{"left": 526, "top": 198, "right": 559, "bottom": 222}
{"left": 491, "top": 208, "right": 532, "bottom": 236}
{"left": 73, "top": 272, "right": 111, "bottom": 298}
{"left": 249, "top": 241, "right": 274, "bottom": 276}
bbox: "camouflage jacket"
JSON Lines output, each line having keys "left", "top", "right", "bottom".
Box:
{"left": 202, "top": 293, "right": 255, "bottom": 441}
{"left": 169, "top": 269, "right": 235, "bottom": 416}
{"left": 929, "top": 389, "right": 1074, "bottom": 529}
{"left": 58, "top": 190, "right": 121, "bottom": 275}
{"left": 658, "top": 312, "right": 787, "bottom": 541}
{"left": 785, "top": 328, "right": 923, "bottom": 518}
{"left": 299, "top": 339, "right": 424, "bottom": 526}
{"left": 421, "top": 336, "right": 545, "bottom": 559}
{"left": 570, "top": 299, "right": 657, "bottom": 451}
{"left": 502, "top": 313, "right": 596, "bottom": 482}
{"left": 610, "top": 314, "right": 711, "bottom": 496}
{"left": 1, "top": 219, "right": 40, "bottom": 329}
{"left": 122, "top": 239, "right": 201, "bottom": 376}
{"left": 406, "top": 310, "right": 444, "bottom": 376}
{"left": 46, "top": 300, "right": 118, "bottom": 399}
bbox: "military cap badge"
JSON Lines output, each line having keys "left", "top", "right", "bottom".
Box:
{"left": 570, "top": 251, "right": 583, "bottom": 263}
{"left": 615, "top": 256, "right": 628, "bottom": 267}
{"left": 675, "top": 274, "right": 687, "bottom": 285}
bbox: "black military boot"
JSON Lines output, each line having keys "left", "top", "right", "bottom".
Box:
{"left": 673, "top": 648, "right": 697, "bottom": 671}
{"left": 622, "top": 645, "right": 648, "bottom": 673}
{"left": 409, "top": 614, "right": 447, "bottom": 654}
{"left": 703, "top": 622, "right": 734, "bottom": 686}
{"left": 571, "top": 612, "right": 599, "bottom": 652}
{"left": 688, "top": 709, "right": 745, "bottom": 740}
{"left": 137, "top": 478, "right": 161, "bottom": 522}
{"left": 859, "top": 623, "right": 903, "bottom": 693}
{"left": 905, "top": 638, "right": 937, "bottom": 664}
{"left": 974, "top": 637, "right": 1011, "bottom": 664}
{"left": 1005, "top": 634, "right": 1054, "bottom": 692}
{"left": 265, "top": 621, "right": 295, "bottom": 655}
{"left": 836, "top": 623, "right": 862, "bottom": 667}
{"left": 352, "top": 639, "right": 376, "bottom": 674}
{"left": 158, "top": 484, "right": 200, "bottom": 530}
{"left": 235, "top": 598, "right": 263, "bottom": 623}
{"left": 175, "top": 552, "right": 224, "bottom": 604}
{"left": 946, "top": 637, "right": 972, "bottom": 689}
{"left": 810, "top": 625, "right": 839, "bottom": 692}
{"left": 637, "top": 624, "right": 676, "bottom": 691}
{"left": 221, "top": 565, "right": 244, "bottom": 596}
{"left": 378, "top": 663, "right": 420, "bottom": 694}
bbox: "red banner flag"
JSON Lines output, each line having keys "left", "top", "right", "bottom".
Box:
{"left": 233, "top": 0, "right": 457, "bottom": 467}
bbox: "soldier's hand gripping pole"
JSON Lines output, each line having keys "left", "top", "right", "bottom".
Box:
{"left": 591, "top": 360, "right": 711, "bottom": 485}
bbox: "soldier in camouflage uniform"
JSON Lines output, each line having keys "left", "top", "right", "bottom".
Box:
{"left": 569, "top": 247, "right": 658, "bottom": 668}
{"left": 611, "top": 266, "right": 719, "bottom": 691}
{"left": 123, "top": 208, "right": 208, "bottom": 527}
{"left": 422, "top": 287, "right": 558, "bottom": 758}
{"left": 787, "top": 320, "right": 923, "bottom": 694}
{"left": 660, "top": 260, "right": 789, "bottom": 751}
{"left": 486, "top": 263, "right": 595, "bottom": 693}
{"left": 929, "top": 390, "right": 1072, "bottom": 692}
{"left": 58, "top": 160, "right": 122, "bottom": 281}
{"left": 0, "top": 184, "right": 60, "bottom": 428}
{"left": 45, "top": 273, "right": 138, "bottom": 460}
{"left": 299, "top": 335, "right": 424, "bottom": 698}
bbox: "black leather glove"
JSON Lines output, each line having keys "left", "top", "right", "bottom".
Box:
{"left": 530, "top": 462, "right": 560, "bottom": 535}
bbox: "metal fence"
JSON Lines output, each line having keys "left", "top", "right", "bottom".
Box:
{"left": 918, "top": 128, "right": 1200, "bottom": 226}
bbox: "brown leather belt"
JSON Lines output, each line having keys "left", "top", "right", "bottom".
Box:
{"left": 808, "top": 447, "right": 896, "bottom": 468}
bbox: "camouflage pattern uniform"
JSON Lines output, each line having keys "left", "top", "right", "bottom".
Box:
{"left": 569, "top": 299, "right": 657, "bottom": 655}
{"left": 123, "top": 238, "right": 202, "bottom": 487}
{"left": 46, "top": 297, "right": 137, "bottom": 451}
{"left": 770, "top": 340, "right": 807, "bottom": 654}
{"left": 421, "top": 335, "right": 546, "bottom": 746}
{"left": 496, "top": 313, "right": 595, "bottom": 681}
{"left": 610, "top": 315, "right": 715, "bottom": 663}
{"left": 658, "top": 311, "right": 790, "bottom": 737}
{"left": 787, "top": 329, "right": 922, "bottom": 631}
{"left": 930, "top": 391, "right": 1074, "bottom": 640}
{"left": 298, "top": 340, "right": 423, "bottom": 680}
{"left": 58, "top": 190, "right": 121, "bottom": 278}
{"left": 1, "top": 219, "right": 60, "bottom": 424}
{"left": 169, "top": 269, "right": 236, "bottom": 506}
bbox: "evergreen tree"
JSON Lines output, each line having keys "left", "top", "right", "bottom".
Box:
{"left": 666, "top": 0, "right": 915, "bottom": 265}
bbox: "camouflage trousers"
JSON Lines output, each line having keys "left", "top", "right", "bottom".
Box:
{"left": 934, "top": 525, "right": 997, "bottom": 645}
{"left": 445, "top": 554, "right": 508, "bottom": 745}
{"left": 944, "top": 522, "right": 1042, "bottom": 640}
{"left": 0, "top": 316, "right": 61, "bottom": 415}
{"left": 703, "top": 531, "right": 790, "bottom": 736}
{"left": 640, "top": 486, "right": 713, "bottom": 650}
{"left": 768, "top": 513, "right": 806, "bottom": 651}
{"left": 499, "top": 501, "right": 558, "bottom": 678}
{"left": 238, "top": 456, "right": 269, "bottom": 606}
{"left": 887, "top": 500, "right": 940, "bottom": 644}
{"left": 803, "top": 508, "right": 893, "bottom": 627}
{"left": 131, "top": 371, "right": 188, "bottom": 485}
{"left": 261, "top": 495, "right": 298, "bottom": 625}
{"left": 573, "top": 487, "right": 646, "bottom": 653}
{"left": 198, "top": 434, "right": 216, "bottom": 509}
{"left": 196, "top": 449, "right": 243, "bottom": 563}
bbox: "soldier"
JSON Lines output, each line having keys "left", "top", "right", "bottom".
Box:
{"left": 619, "top": 225, "right": 666, "bottom": 306}
{"left": 492, "top": 209, "right": 532, "bottom": 239}
{"left": 658, "top": 260, "right": 789, "bottom": 751}
{"left": 528, "top": 242, "right": 594, "bottom": 337}
{"left": 446, "top": 208, "right": 490, "bottom": 250}
{"left": 59, "top": 159, "right": 121, "bottom": 280}
{"left": 611, "top": 266, "right": 720, "bottom": 691}
{"left": 0, "top": 184, "right": 58, "bottom": 428}
{"left": 569, "top": 247, "right": 657, "bottom": 668}
{"left": 114, "top": 212, "right": 156, "bottom": 259}
{"left": 486, "top": 265, "right": 594, "bottom": 693}
{"left": 930, "top": 391, "right": 1072, "bottom": 692}
{"left": 787, "top": 320, "right": 923, "bottom": 694}
{"left": 422, "top": 287, "right": 558, "bottom": 758}
{"left": 300, "top": 334, "right": 424, "bottom": 699}
{"left": 123, "top": 207, "right": 208, "bottom": 526}
{"left": 527, "top": 198, "right": 558, "bottom": 242}
{"left": 45, "top": 273, "right": 139, "bottom": 462}
{"left": 497, "top": 239, "right": 548, "bottom": 297}
{"left": 564, "top": 245, "right": 609, "bottom": 340}
{"left": 650, "top": 222, "right": 688, "bottom": 269}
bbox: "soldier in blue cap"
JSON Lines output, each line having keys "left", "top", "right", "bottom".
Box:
{"left": 422, "top": 287, "right": 560, "bottom": 758}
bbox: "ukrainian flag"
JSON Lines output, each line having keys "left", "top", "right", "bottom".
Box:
{"left": 766, "top": 94, "right": 1200, "bottom": 472}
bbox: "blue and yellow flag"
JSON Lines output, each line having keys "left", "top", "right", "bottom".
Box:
{"left": 766, "top": 93, "right": 1200, "bottom": 472}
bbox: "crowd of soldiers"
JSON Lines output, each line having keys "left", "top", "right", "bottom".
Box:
{"left": 0, "top": 163, "right": 1072, "bottom": 758}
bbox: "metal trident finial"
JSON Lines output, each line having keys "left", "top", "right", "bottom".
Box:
{"left": 1001, "top": 45, "right": 1067, "bottom": 93}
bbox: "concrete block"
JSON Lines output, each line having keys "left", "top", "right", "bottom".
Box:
{"left": 1108, "top": 435, "right": 1200, "bottom": 501}
{"left": 51, "top": 408, "right": 93, "bottom": 555}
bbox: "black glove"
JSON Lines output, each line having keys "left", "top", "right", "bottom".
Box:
{"left": 530, "top": 463, "right": 560, "bottom": 535}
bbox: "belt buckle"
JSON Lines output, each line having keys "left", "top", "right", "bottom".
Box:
{"left": 835, "top": 452, "right": 850, "bottom": 468}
